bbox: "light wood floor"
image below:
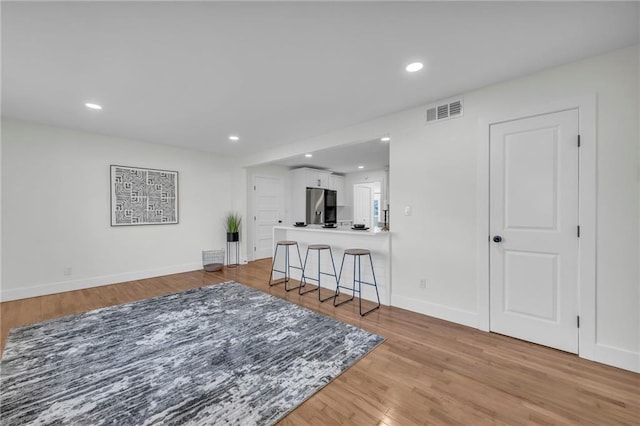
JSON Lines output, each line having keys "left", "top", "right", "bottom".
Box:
{"left": 1, "top": 259, "right": 638, "bottom": 425}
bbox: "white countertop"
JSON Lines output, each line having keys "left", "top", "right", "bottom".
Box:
{"left": 274, "top": 225, "right": 390, "bottom": 237}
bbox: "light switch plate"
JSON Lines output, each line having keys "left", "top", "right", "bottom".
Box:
{"left": 404, "top": 205, "right": 412, "bottom": 216}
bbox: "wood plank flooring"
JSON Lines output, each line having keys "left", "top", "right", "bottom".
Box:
{"left": 1, "top": 259, "right": 638, "bottom": 425}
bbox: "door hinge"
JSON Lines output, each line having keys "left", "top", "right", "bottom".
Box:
{"left": 577, "top": 225, "right": 581, "bottom": 238}
{"left": 577, "top": 134, "right": 581, "bottom": 147}
{"left": 577, "top": 315, "right": 580, "bottom": 328}
{"left": 254, "top": 216, "right": 256, "bottom": 221}
{"left": 254, "top": 185, "right": 256, "bottom": 190}
{"left": 254, "top": 246, "right": 256, "bottom": 251}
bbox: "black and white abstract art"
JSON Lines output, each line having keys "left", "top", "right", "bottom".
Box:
{"left": 110, "top": 165, "right": 178, "bottom": 226}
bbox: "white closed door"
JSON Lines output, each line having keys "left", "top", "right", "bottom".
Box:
{"left": 253, "top": 176, "right": 283, "bottom": 260}
{"left": 354, "top": 184, "right": 372, "bottom": 227}
{"left": 489, "top": 109, "right": 579, "bottom": 353}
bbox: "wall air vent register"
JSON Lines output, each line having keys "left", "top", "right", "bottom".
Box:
{"left": 426, "top": 98, "right": 464, "bottom": 124}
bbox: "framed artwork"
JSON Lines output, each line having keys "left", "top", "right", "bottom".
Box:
{"left": 110, "top": 165, "right": 179, "bottom": 226}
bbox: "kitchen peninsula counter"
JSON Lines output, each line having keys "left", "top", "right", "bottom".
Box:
{"left": 272, "top": 226, "right": 391, "bottom": 305}
{"left": 276, "top": 225, "right": 389, "bottom": 236}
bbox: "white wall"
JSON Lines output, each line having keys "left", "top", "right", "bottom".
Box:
{"left": 393, "top": 46, "right": 638, "bottom": 372}
{"left": 637, "top": 41, "right": 640, "bottom": 368}
{"left": 1, "top": 120, "right": 239, "bottom": 301}
{"left": 0, "top": 129, "right": 3, "bottom": 293}
{"left": 229, "top": 165, "right": 249, "bottom": 264}
{"left": 241, "top": 46, "right": 640, "bottom": 372}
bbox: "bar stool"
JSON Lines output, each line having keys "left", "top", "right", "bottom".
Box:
{"left": 334, "top": 248, "right": 381, "bottom": 316}
{"left": 268, "top": 240, "right": 306, "bottom": 292}
{"left": 299, "top": 244, "right": 339, "bottom": 302}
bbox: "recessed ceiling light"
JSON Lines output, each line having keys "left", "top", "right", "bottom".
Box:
{"left": 380, "top": 137, "right": 391, "bottom": 142}
{"left": 85, "top": 103, "right": 102, "bottom": 110}
{"left": 305, "top": 153, "right": 313, "bottom": 158}
{"left": 228, "top": 135, "right": 239, "bottom": 141}
{"left": 405, "top": 62, "right": 424, "bottom": 72}
{"left": 358, "top": 165, "right": 364, "bottom": 169}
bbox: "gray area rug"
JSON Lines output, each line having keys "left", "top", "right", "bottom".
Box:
{"left": 1, "top": 281, "right": 383, "bottom": 425}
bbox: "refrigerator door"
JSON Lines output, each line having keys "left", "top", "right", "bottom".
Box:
{"left": 306, "top": 188, "right": 325, "bottom": 224}
{"left": 324, "top": 190, "right": 337, "bottom": 224}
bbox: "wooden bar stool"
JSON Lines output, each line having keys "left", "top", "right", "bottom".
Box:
{"left": 334, "top": 248, "right": 381, "bottom": 316}
{"left": 299, "top": 244, "right": 338, "bottom": 302}
{"left": 268, "top": 240, "right": 306, "bottom": 292}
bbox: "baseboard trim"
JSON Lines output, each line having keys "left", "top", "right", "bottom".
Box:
{"left": 392, "top": 295, "right": 479, "bottom": 329}
{"left": 584, "top": 343, "right": 640, "bottom": 373}
{"left": 393, "top": 295, "right": 639, "bottom": 373}
{"left": 0, "top": 263, "right": 202, "bottom": 302}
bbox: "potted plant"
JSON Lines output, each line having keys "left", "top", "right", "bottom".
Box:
{"left": 225, "top": 212, "right": 241, "bottom": 242}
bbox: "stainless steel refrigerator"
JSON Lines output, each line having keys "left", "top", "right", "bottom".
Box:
{"left": 306, "top": 188, "right": 337, "bottom": 225}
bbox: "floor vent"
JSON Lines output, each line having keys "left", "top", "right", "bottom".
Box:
{"left": 426, "top": 98, "right": 464, "bottom": 124}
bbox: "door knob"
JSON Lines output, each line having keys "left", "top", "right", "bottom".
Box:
{"left": 493, "top": 235, "right": 503, "bottom": 243}
{"left": 278, "top": 220, "right": 282, "bottom": 223}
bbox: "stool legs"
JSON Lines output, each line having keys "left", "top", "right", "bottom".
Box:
{"left": 334, "top": 253, "right": 354, "bottom": 306}
{"left": 365, "top": 253, "right": 381, "bottom": 316}
{"left": 325, "top": 249, "right": 340, "bottom": 302}
{"left": 299, "top": 246, "right": 338, "bottom": 302}
{"left": 334, "top": 252, "right": 381, "bottom": 316}
{"left": 299, "top": 248, "right": 317, "bottom": 296}
{"left": 268, "top": 242, "right": 306, "bottom": 292}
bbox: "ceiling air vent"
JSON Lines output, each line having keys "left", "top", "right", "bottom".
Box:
{"left": 449, "top": 99, "right": 462, "bottom": 116}
{"left": 426, "top": 98, "right": 464, "bottom": 124}
{"left": 437, "top": 104, "right": 449, "bottom": 120}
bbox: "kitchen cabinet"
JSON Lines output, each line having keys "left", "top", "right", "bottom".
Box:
{"left": 329, "top": 174, "right": 345, "bottom": 206}
{"left": 304, "top": 168, "right": 331, "bottom": 188}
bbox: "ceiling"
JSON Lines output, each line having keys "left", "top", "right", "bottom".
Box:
{"left": 2, "top": 2, "right": 638, "bottom": 162}
{"left": 271, "top": 138, "right": 389, "bottom": 174}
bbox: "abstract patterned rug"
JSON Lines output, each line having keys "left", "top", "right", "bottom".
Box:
{"left": 0, "top": 281, "right": 383, "bottom": 425}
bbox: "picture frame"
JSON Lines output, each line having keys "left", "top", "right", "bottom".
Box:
{"left": 110, "top": 165, "right": 179, "bottom": 226}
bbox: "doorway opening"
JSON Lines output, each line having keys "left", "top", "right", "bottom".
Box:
{"left": 353, "top": 181, "right": 381, "bottom": 228}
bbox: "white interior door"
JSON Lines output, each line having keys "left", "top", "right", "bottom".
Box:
{"left": 253, "top": 176, "right": 283, "bottom": 260}
{"left": 354, "top": 184, "right": 372, "bottom": 227}
{"left": 489, "top": 109, "right": 579, "bottom": 353}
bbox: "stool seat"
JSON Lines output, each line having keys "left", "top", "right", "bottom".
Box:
{"left": 277, "top": 240, "right": 298, "bottom": 246}
{"left": 344, "top": 248, "right": 370, "bottom": 256}
{"left": 308, "top": 244, "right": 331, "bottom": 250}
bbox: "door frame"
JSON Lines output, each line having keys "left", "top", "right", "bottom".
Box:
{"left": 476, "top": 94, "right": 596, "bottom": 360}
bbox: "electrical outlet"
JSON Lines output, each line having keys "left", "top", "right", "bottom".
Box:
{"left": 63, "top": 267, "right": 72, "bottom": 276}
{"left": 419, "top": 278, "right": 427, "bottom": 289}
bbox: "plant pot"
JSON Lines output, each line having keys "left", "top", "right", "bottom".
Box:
{"left": 226, "top": 232, "right": 239, "bottom": 242}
